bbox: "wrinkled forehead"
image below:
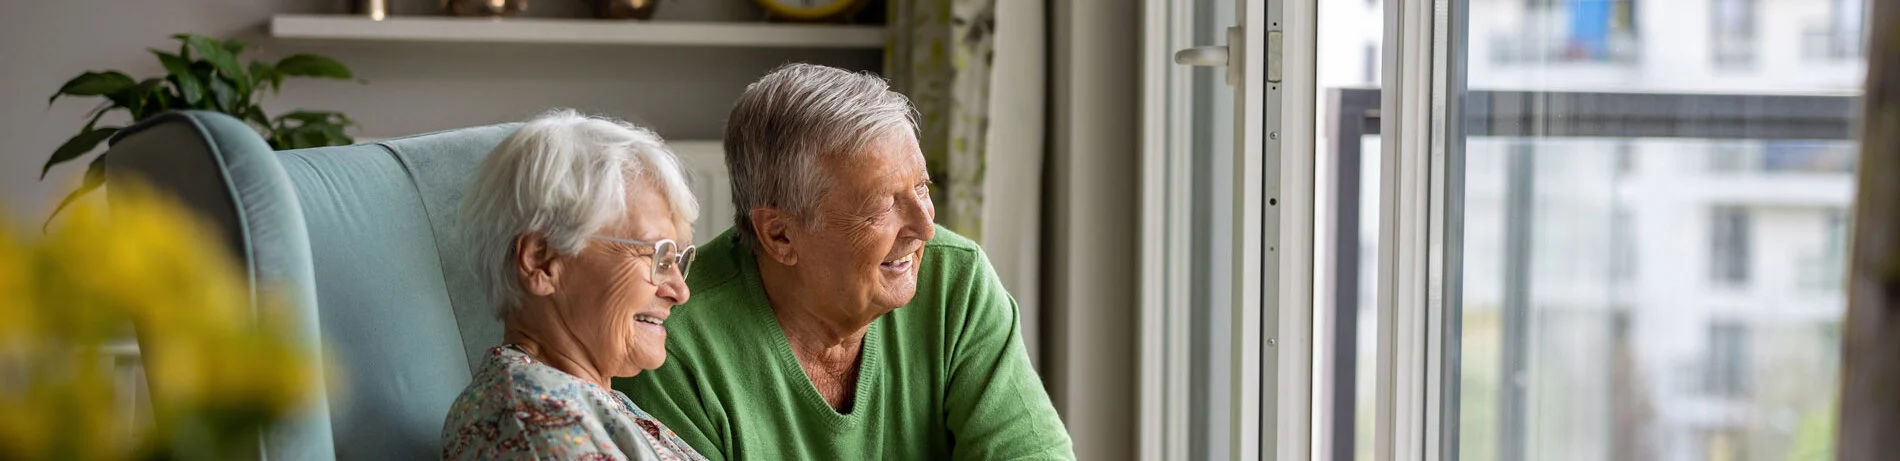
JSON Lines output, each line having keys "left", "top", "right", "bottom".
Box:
{"left": 839, "top": 130, "right": 926, "bottom": 177}
{"left": 807, "top": 131, "right": 925, "bottom": 206}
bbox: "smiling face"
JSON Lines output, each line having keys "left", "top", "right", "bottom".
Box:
{"left": 549, "top": 179, "right": 691, "bottom": 376}
{"left": 783, "top": 130, "right": 936, "bottom": 318}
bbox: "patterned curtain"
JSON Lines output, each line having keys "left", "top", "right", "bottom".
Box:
{"left": 886, "top": 0, "right": 998, "bottom": 242}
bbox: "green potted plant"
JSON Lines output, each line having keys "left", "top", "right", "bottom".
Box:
{"left": 40, "top": 34, "right": 360, "bottom": 222}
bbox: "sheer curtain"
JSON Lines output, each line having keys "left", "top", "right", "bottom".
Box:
{"left": 885, "top": 0, "right": 1049, "bottom": 365}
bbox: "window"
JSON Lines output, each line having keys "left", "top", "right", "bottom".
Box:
{"left": 1706, "top": 141, "right": 1857, "bottom": 175}
{"left": 1711, "top": 0, "right": 1757, "bottom": 68}
{"left": 1316, "top": 0, "right": 1863, "bottom": 459}
{"left": 1437, "top": 0, "right": 1860, "bottom": 459}
{"left": 1764, "top": 141, "right": 1857, "bottom": 174}
{"left": 1489, "top": 0, "right": 1640, "bottom": 64}
{"left": 1704, "top": 322, "right": 1751, "bottom": 397}
{"left": 1805, "top": 0, "right": 1867, "bottom": 61}
{"left": 1800, "top": 209, "right": 1852, "bottom": 293}
{"left": 1706, "top": 142, "right": 1752, "bottom": 174}
{"left": 1710, "top": 206, "right": 1752, "bottom": 287}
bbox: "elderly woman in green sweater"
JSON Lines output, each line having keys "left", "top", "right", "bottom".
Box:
{"left": 617, "top": 63, "right": 1075, "bottom": 460}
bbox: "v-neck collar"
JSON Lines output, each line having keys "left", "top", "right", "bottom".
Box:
{"left": 736, "top": 254, "right": 883, "bottom": 428}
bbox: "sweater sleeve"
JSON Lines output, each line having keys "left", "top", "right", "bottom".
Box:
{"left": 941, "top": 247, "right": 1077, "bottom": 461}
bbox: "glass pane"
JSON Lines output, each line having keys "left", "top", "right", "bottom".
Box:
{"left": 1317, "top": 0, "right": 1384, "bottom": 459}
{"left": 1184, "top": 0, "right": 1237, "bottom": 458}
{"left": 1452, "top": 1, "right": 1866, "bottom": 461}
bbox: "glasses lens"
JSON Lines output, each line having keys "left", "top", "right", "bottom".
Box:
{"left": 678, "top": 246, "right": 696, "bottom": 279}
{"left": 654, "top": 240, "right": 679, "bottom": 279}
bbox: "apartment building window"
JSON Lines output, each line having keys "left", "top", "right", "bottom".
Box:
{"left": 1705, "top": 322, "right": 1751, "bottom": 397}
{"left": 1805, "top": 0, "right": 1867, "bottom": 61}
{"left": 1710, "top": 206, "right": 1752, "bottom": 287}
{"left": 1712, "top": 0, "right": 1757, "bottom": 68}
{"left": 1765, "top": 141, "right": 1857, "bottom": 173}
{"left": 1799, "top": 210, "right": 1852, "bottom": 293}
{"left": 1706, "top": 142, "right": 1751, "bottom": 174}
{"left": 1493, "top": 0, "right": 1639, "bottom": 63}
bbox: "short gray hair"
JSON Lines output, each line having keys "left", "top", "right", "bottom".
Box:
{"left": 461, "top": 109, "right": 699, "bottom": 316}
{"left": 724, "top": 63, "right": 918, "bottom": 252}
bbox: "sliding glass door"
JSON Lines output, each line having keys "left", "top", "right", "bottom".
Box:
{"left": 1351, "top": 0, "right": 1870, "bottom": 460}
{"left": 1146, "top": 1, "right": 1863, "bottom": 459}
{"left": 1450, "top": 1, "right": 1865, "bottom": 459}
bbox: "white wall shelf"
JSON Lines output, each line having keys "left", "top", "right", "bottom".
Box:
{"left": 269, "top": 14, "right": 886, "bottom": 49}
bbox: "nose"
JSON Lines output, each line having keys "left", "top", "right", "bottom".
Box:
{"left": 655, "top": 273, "right": 690, "bottom": 305}
{"left": 899, "top": 188, "right": 936, "bottom": 242}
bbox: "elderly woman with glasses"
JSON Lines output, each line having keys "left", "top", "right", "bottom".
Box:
{"left": 441, "top": 109, "right": 707, "bottom": 460}
{"left": 618, "top": 64, "right": 1074, "bottom": 460}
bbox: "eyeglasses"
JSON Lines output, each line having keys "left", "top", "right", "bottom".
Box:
{"left": 588, "top": 235, "right": 696, "bottom": 283}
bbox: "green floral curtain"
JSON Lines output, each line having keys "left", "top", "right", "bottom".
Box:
{"left": 886, "top": 0, "right": 997, "bottom": 242}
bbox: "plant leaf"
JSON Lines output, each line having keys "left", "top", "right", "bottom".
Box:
{"left": 83, "top": 102, "right": 119, "bottom": 127}
{"left": 317, "top": 122, "right": 351, "bottom": 146}
{"left": 137, "top": 78, "right": 172, "bottom": 118}
{"left": 109, "top": 88, "right": 142, "bottom": 121}
{"left": 275, "top": 54, "right": 353, "bottom": 79}
{"left": 243, "top": 108, "right": 271, "bottom": 130}
{"left": 223, "top": 37, "right": 247, "bottom": 55}
{"left": 114, "top": 78, "right": 169, "bottom": 121}
{"left": 44, "top": 154, "right": 110, "bottom": 232}
{"left": 178, "top": 34, "right": 245, "bottom": 82}
{"left": 152, "top": 49, "right": 205, "bottom": 105}
{"left": 249, "top": 61, "right": 279, "bottom": 94}
{"left": 207, "top": 77, "right": 236, "bottom": 113}
{"left": 283, "top": 124, "right": 330, "bottom": 149}
{"left": 147, "top": 83, "right": 176, "bottom": 114}
{"left": 48, "top": 71, "right": 136, "bottom": 105}
{"left": 81, "top": 104, "right": 121, "bottom": 141}
{"left": 41, "top": 127, "right": 119, "bottom": 179}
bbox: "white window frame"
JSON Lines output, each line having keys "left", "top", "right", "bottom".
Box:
{"left": 1139, "top": 0, "right": 1319, "bottom": 458}
{"left": 1372, "top": 0, "right": 1466, "bottom": 459}
{"left": 1273, "top": 0, "right": 1321, "bottom": 458}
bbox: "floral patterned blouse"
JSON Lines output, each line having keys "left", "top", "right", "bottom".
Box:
{"left": 442, "top": 345, "right": 707, "bottom": 461}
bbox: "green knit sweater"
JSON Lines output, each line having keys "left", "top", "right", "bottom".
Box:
{"left": 614, "top": 226, "right": 1074, "bottom": 460}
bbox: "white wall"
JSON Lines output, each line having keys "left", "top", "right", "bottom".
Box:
{"left": 0, "top": 0, "right": 878, "bottom": 223}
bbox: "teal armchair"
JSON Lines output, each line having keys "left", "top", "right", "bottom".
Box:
{"left": 103, "top": 111, "right": 516, "bottom": 460}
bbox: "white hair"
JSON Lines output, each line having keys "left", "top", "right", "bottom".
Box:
{"left": 724, "top": 63, "right": 919, "bottom": 252}
{"left": 461, "top": 109, "right": 699, "bottom": 317}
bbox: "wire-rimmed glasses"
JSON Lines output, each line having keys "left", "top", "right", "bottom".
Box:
{"left": 588, "top": 235, "right": 695, "bottom": 283}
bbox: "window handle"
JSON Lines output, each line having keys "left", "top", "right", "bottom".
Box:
{"left": 1173, "top": 26, "right": 1243, "bottom": 85}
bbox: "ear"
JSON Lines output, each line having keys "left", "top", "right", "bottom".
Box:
{"left": 512, "top": 232, "right": 563, "bottom": 297}
{"left": 750, "top": 206, "right": 799, "bottom": 266}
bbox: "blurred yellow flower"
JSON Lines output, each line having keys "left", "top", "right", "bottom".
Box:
{"left": 0, "top": 182, "right": 322, "bottom": 460}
